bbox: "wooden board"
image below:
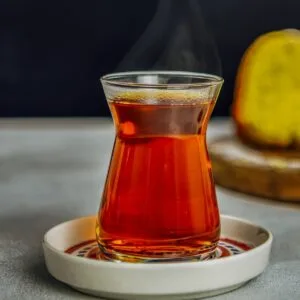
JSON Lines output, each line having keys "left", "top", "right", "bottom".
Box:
{"left": 209, "top": 136, "right": 300, "bottom": 202}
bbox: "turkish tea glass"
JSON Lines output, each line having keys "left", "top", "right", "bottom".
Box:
{"left": 96, "top": 71, "right": 223, "bottom": 262}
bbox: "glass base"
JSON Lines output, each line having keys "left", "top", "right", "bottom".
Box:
{"left": 97, "top": 243, "right": 218, "bottom": 263}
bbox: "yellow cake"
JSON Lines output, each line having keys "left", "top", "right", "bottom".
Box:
{"left": 232, "top": 29, "right": 300, "bottom": 148}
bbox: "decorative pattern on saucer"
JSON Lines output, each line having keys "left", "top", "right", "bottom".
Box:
{"left": 65, "top": 238, "right": 252, "bottom": 261}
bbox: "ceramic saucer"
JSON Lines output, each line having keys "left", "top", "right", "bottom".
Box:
{"left": 43, "top": 215, "right": 272, "bottom": 299}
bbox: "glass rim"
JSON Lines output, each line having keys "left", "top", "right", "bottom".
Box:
{"left": 100, "top": 71, "right": 223, "bottom": 89}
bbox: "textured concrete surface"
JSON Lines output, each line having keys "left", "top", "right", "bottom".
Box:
{"left": 0, "top": 118, "right": 299, "bottom": 300}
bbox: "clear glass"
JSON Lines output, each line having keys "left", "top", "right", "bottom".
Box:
{"left": 97, "top": 71, "right": 223, "bottom": 262}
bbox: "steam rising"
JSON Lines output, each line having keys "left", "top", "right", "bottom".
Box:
{"left": 117, "top": 0, "right": 221, "bottom": 76}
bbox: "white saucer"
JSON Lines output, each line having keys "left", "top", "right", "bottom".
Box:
{"left": 43, "top": 215, "right": 272, "bottom": 299}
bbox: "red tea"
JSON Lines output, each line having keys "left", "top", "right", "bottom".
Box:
{"left": 96, "top": 95, "right": 220, "bottom": 261}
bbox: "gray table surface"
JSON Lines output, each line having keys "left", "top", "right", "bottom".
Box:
{"left": 0, "top": 118, "right": 299, "bottom": 300}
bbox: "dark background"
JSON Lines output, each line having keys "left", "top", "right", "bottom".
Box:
{"left": 0, "top": 0, "right": 299, "bottom": 118}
